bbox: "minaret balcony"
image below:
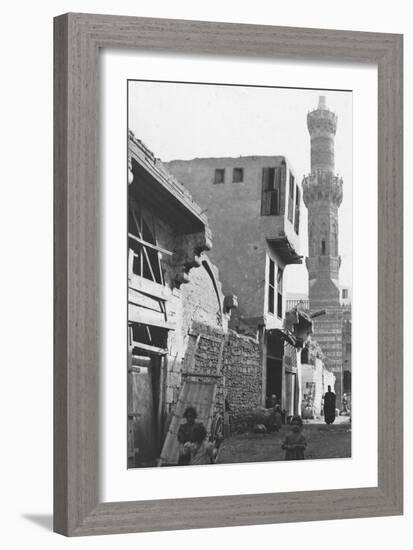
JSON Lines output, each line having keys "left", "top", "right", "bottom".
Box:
{"left": 306, "top": 255, "right": 341, "bottom": 280}
{"left": 307, "top": 109, "right": 337, "bottom": 136}
{"left": 302, "top": 171, "right": 343, "bottom": 207}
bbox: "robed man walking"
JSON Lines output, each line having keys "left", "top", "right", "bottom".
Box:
{"left": 323, "top": 385, "right": 336, "bottom": 424}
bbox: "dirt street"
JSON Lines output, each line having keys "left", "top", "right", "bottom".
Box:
{"left": 216, "top": 418, "right": 351, "bottom": 464}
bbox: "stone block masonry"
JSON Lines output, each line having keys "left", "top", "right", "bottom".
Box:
{"left": 223, "top": 330, "right": 262, "bottom": 418}
{"left": 166, "top": 325, "right": 263, "bottom": 429}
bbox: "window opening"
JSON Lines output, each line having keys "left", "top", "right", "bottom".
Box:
{"left": 277, "top": 268, "right": 283, "bottom": 318}
{"left": 288, "top": 173, "right": 295, "bottom": 222}
{"left": 268, "top": 259, "right": 276, "bottom": 314}
{"left": 233, "top": 167, "right": 244, "bottom": 183}
{"left": 214, "top": 168, "right": 225, "bottom": 184}
{"left": 294, "top": 186, "right": 301, "bottom": 234}
{"left": 128, "top": 202, "right": 168, "bottom": 285}
{"left": 261, "top": 167, "right": 281, "bottom": 215}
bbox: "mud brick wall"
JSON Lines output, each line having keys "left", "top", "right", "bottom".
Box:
{"left": 193, "top": 333, "right": 224, "bottom": 375}
{"left": 191, "top": 327, "right": 226, "bottom": 416}
{"left": 223, "top": 330, "right": 262, "bottom": 418}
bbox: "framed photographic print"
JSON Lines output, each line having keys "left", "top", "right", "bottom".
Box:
{"left": 54, "top": 13, "right": 403, "bottom": 536}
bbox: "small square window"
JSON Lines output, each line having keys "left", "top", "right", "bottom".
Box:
{"left": 214, "top": 168, "right": 225, "bottom": 184}
{"left": 233, "top": 168, "right": 244, "bottom": 183}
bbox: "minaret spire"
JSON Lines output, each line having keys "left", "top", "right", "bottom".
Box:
{"left": 318, "top": 95, "right": 327, "bottom": 110}
{"left": 306, "top": 95, "right": 337, "bottom": 173}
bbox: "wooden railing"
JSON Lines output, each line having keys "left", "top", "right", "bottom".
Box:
{"left": 286, "top": 299, "right": 310, "bottom": 311}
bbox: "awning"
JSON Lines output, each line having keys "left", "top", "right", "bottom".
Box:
{"left": 267, "top": 235, "right": 302, "bottom": 265}
{"left": 267, "top": 327, "right": 297, "bottom": 347}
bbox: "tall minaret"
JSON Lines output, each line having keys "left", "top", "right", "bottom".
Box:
{"left": 303, "top": 96, "right": 344, "bottom": 399}
{"left": 303, "top": 95, "right": 343, "bottom": 307}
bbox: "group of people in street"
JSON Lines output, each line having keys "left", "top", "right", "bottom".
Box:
{"left": 282, "top": 386, "right": 342, "bottom": 460}
{"left": 177, "top": 386, "right": 343, "bottom": 466}
{"left": 177, "top": 405, "right": 308, "bottom": 464}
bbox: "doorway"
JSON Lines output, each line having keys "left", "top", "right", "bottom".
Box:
{"left": 128, "top": 323, "right": 168, "bottom": 468}
{"left": 266, "top": 330, "right": 284, "bottom": 408}
{"left": 266, "top": 357, "right": 282, "bottom": 406}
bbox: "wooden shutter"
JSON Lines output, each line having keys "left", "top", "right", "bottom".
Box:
{"left": 294, "top": 186, "right": 301, "bottom": 234}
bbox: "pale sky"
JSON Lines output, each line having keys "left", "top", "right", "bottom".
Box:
{"left": 128, "top": 81, "right": 352, "bottom": 294}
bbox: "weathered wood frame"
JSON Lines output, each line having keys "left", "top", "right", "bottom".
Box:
{"left": 54, "top": 13, "right": 403, "bottom": 536}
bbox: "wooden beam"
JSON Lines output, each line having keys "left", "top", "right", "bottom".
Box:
{"left": 128, "top": 274, "right": 171, "bottom": 301}
{"left": 132, "top": 341, "right": 168, "bottom": 356}
{"left": 128, "top": 288, "right": 164, "bottom": 312}
{"left": 128, "top": 234, "right": 173, "bottom": 256}
{"left": 128, "top": 304, "right": 175, "bottom": 330}
{"left": 131, "top": 355, "right": 151, "bottom": 367}
{"left": 182, "top": 372, "right": 222, "bottom": 379}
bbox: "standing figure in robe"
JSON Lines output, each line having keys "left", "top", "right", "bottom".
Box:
{"left": 323, "top": 385, "right": 336, "bottom": 425}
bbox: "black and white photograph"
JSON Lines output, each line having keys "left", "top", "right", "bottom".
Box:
{"left": 0, "top": 0, "right": 407, "bottom": 544}
{"left": 127, "top": 80, "right": 352, "bottom": 468}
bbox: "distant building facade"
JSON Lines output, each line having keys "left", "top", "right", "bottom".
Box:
{"left": 165, "top": 155, "right": 311, "bottom": 420}
{"left": 342, "top": 306, "right": 352, "bottom": 397}
{"left": 300, "top": 338, "right": 336, "bottom": 419}
{"left": 303, "top": 96, "right": 352, "bottom": 403}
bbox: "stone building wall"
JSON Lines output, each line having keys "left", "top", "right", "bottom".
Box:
{"left": 164, "top": 257, "right": 227, "bottom": 420}
{"left": 189, "top": 324, "right": 226, "bottom": 416}
{"left": 323, "top": 369, "right": 336, "bottom": 397}
{"left": 223, "top": 330, "right": 262, "bottom": 418}
{"left": 301, "top": 357, "right": 336, "bottom": 418}
{"left": 166, "top": 322, "right": 264, "bottom": 435}
{"left": 164, "top": 156, "right": 300, "bottom": 322}
{"left": 301, "top": 359, "right": 324, "bottom": 417}
{"left": 132, "top": 203, "right": 265, "bottom": 442}
{"left": 181, "top": 260, "right": 224, "bottom": 331}
{"left": 166, "top": 305, "right": 263, "bottom": 433}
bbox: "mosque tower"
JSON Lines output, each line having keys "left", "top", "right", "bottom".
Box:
{"left": 303, "top": 96, "right": 344, "bottom": 400}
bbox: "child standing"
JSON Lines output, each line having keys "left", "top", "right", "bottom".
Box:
{"left": 282, "top": 415, "right": 306, "bottom": 460}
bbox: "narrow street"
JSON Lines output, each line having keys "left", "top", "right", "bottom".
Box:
{"left": 216, "top": 417, "right": 351, "bottom": 464}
